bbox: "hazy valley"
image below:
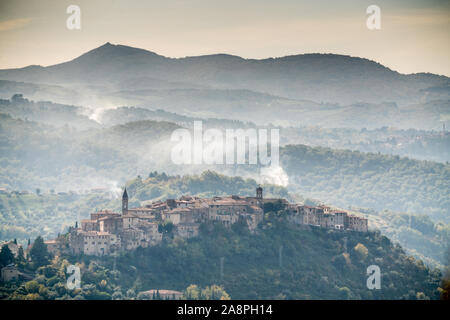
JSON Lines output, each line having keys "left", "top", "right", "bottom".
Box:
{"left": 0, "top": 43, "right": 449, "bottom": 299}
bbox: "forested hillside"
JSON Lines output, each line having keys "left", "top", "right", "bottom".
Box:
{"left": 280, "top": 145, "right": 450, "bottom": 223}
{"left": 0, "top": 112, "right": 179, "bottom": 191}
{"left": 113, "top": 218, "right": 441, "bottom": 299}
{"left": 363, "top": 209, "right": 450, "bottom": 269}
{"left": 1, "top": 216, "right": 444, "bottom": 300}
{"left": 0, "top": 94, "right": 98, "bottom": 129}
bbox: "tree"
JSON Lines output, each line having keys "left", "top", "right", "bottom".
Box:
{"left": 126, "top": 288, "right": 135, "bottom": 299}
{"left": 338, "top": 286, "right": 353, "bottom": 300}
{"left": 353, "top": 243, "right": 369, "bottom": 261}
{"left": 440, "top": 253, "right": 450, "bottom": 300}
{"left": 11, "top": 93, "right": 25, "bottom": 103}
{"left": 158, "top": 220, "right": 174, "bottom": 235}
{"left": 29, "top": 236, "right": 49, "bottom": 268}
{"left": 112, "top": 291, "right": 123, "bottom": 300}
{"left": 99, "top": 279, "right": 107, "bottom": 289}
{"left": 200, "top": 285, "right": 230, "bottom": 300}
{"left": 0, "top": 245, "right": 15, "bottom": 267}
{"left": 24, "top": 280, "right": 40, "bottom": 294}
{"left": 416, "top": 292, "right": 430, "bottom": 300}
{"left": 184, "top": 284, "right": 201, "bottom": 300}
{"left": 441, "top": 279, "right": 450, "bottom": 300}
{"left": 16, "top": 246, "right": 26, "bottom": 266}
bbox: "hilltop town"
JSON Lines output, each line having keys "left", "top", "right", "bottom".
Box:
{"left": 60, "top": 187, "right": 368, "bottom": 257}
{"left": 1, "top": 184, "right": 368, "bottom": 282}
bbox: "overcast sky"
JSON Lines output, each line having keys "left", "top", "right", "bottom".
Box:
{"left": 0, "top": 0, "right": 449, "bottom": 76}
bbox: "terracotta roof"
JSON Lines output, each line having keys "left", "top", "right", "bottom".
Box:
{"left": 210, "top": 200, "right": 248, "bottom": 206}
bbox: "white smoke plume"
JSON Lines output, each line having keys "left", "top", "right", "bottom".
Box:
{"left": 259, "top": 166, "right": 289, "bottom": 187}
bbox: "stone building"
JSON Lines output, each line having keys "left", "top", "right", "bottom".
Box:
{"left": 1, "top": 264, "right": 19, "bottom": 282}
{"left": 287, "top": 204, "right": 368, "bottom": 232}
{"left": 66, "top": 186, "right": 367, "bottom": 256}
{"left": 70, "top": 230, "right": 119, "bottom": 256}
{"left": 346, "top": 214, "right": 369, "bottom": 232}
{"left": 44, "top": 239, "right": 59, "bottom": 255}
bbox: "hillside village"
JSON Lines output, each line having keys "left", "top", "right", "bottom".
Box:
{"left": 62, "top": 186, "right": 368, "bottom": 257}
{"left": 0, "top": 186, "right": 369, "bottom": 269}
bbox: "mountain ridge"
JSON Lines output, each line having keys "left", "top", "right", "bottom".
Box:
{"left": 2, "top": 42, "right": 445, "bottom": 78}
{"left": 0, "top": 42, "right": 448, "bottom": 105}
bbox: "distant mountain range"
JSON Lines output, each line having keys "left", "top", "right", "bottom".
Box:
{"left": 0, "top": 42, "right": 448, "bottom": 106}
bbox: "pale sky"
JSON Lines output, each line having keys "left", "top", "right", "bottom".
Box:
{"left": 0, "top": 0, "right": 449, "bottom": 76}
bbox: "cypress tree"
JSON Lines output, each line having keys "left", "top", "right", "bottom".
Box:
{"left": 0, "top": 245, "right": 14, "bottom": 267}
{"left": 29, "top": 236, "right": 49, "bottom": 267}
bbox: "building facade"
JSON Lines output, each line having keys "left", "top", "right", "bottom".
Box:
{"left": 66, "top": 187, "right": 368, "bottom": 256}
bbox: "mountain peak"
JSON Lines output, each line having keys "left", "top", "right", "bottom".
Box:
{"left": 72, "top": 42, "right": 164, "bottom": 63}
{"left": 97, "top": 42, "right": 114, "bottom": 49}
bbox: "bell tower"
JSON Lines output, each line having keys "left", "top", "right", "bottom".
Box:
{"left": 256, "top": 185, "right": 263, "bottom": 199}
{"left": 122, "top": 188, "right": 128, "bottom": 215}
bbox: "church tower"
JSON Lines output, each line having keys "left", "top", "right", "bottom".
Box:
{"left": 122, "top": 188, "right": 128, "bottom": 215}
{"left": 256, "top": 185, "right": 263, "bottom": 199}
